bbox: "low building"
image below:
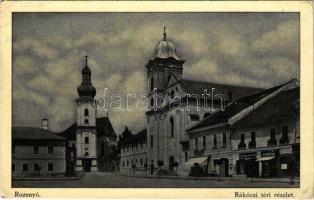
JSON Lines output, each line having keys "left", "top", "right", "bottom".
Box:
{"left": 120, "top": 129, "right": 148, "bottom": 176}
{"left": 231, "top": 87, "right": 300, "bottom": 178}
{"left": 12, "top": 120, "right": 66, "bottom": 178}
{"left": 186, "top": 79, "right": 299, "bottom": 177}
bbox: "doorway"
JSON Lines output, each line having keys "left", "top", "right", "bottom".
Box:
{"left": 83, "top": 158, "right": 92, "bottom": 172}
{"left": 169, "top": 156, "right": 174, "bottom": 171}
{"left": 219, "top": 158, "right": 229, "bottom": 177}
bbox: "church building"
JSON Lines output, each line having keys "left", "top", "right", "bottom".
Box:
{"left": 145, "top": 28, "right": 262, "bottom": 174}
{"left": 61, "top": 56, "right": 118, "bottom": 173}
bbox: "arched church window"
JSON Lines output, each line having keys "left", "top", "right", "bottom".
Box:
{"left": 101, "top": 141, "right": 105, "bottom": 156}
{"left": 84, "top": 109, "right": 89, "bottom": 116}
{"left": 150, "top": 98, "right": 154, "bottom": 107}
{"left": 150, "top": 77, "right": 154, "bottom": 91}
{"left": 170, "top": 117, "right": 174, "bottom": 137}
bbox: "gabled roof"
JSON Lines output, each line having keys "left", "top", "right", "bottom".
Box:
{"left": 60, "top": 117, "right": 117, "bottom": 140}
{"left": 179, "top": 79, "right": 263, "bottom": 99}
{"left": 13, "top": 127, "right": 65, "bottom": 140}
{"left": 187, "top": 79, "right": 298, "bottom": 132}
{"left": 120, "top": 129, "right": 147, "bottom": 145}
{"left": 233, "top": 87, "right": 299, "bottom": 129}
{"left": 96, "top": 117, "right": 117, "bottom": 138}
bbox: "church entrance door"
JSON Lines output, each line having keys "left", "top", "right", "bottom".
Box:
{"left": 83, "top": 159, "right": 92, "bottom": 172}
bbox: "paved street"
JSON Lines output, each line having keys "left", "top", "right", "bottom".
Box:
{"left": 13, "top": 172, "right": 299, "bottom": 188}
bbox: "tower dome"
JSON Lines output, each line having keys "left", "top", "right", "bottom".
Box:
{"left": 152, "top": 27, "right": 181, "bottom": 60}
{"left": 77, "top": 55, "right": 96, "bottom": 98}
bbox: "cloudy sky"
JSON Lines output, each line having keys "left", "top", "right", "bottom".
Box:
{"left": 12, "top": 12, "right": 300, "bottom": 134}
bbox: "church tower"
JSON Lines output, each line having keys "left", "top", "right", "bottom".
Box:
{"left": 145, "top": 27, "right": 185, "bottom": 109}
{"left": 75, "top": 55, "right": 98, "bottom": 172}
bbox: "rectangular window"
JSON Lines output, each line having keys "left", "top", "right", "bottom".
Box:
{"left": 150, "top": 135, "right": 154, "bottom": 148}
{"left": 202, "top": 136, "right": 206, "bottom": 149}
{"left": 185, "top": 152, "right": 188, "bottom": 162}
{"left": 127, "top": 160, "right": 129, "bottom": 167}
{"left": 280, "top": 125, "right": 289, "bottom": 144}
{"left": 33, "top": 145, "right": 39, "bottom": 154}
{"left": 84, "top": 109, "right": 89, "bottom": 116}
{"left": 270, "top": 128, "right": 276, "bottom": 138}
{"left": 213, "top": 134, "right": 217, "bottom": 148}
{"left": 34, "top": 163, "right": 39, "bottom": 171}
{"left": 12, "top": 164, "right": 15, "bottom": 172}
{"left": 194, "top": 137, "right": 198, "bottom": 150}
{"left": 140, "top": 158, "right": 143, "bottom": 166}
{"left": 85, "top": 137, "right": 89, "bottom": 144}
{"left": 84, "top": 119, "right": 89, "bottom": 125}
{"left": 23, "top": 163, "right": 28, "bottom": 171}
{"left": 222, "top": 132, "right": 227, "bottom": 147}
{"left": 122, "top": 161, "right": 125, "bottom": 167}
{"left": 48, "top": 163, "right": 53, "bottom": 171}
{"left": 251, "top": 132, "right": 255, "bottom": 140}
{"left": 48, "top": 146, "right": 53, "bottom": 154}
{"left": 249, "top": 132, "right": 256, "bottom": 148}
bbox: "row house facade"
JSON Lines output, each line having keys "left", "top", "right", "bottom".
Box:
{"left": 120, "top": 129, "right": 148, "bottom": 176}
{"left": 186, "top": 79, "right": 300, "bottom": 178}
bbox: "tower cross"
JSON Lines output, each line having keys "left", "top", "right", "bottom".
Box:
{"left": 85, "top": 54, "right": 88, "bottom": 66}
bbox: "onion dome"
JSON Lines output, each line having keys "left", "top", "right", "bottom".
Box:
{"left": 77, "top": 55, "right": 96, "bottom": 97}
{"left": 152, "top": 27, "right": 181, "bottom": 60}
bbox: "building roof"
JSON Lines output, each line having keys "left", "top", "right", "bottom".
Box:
{"left": 12, "top": 127, "right": 66, "bottom": 140}
{"left": 233, "top": 87, "right": 299, "bottom": 129}
{"left": 187, "top": 80, "right": 293, "bottom": 132}
{"left": 60, "top": 117, "right": 117, "bottom": 140}
{"left": 179, "top": 79, "right": 263, "bottom": 100}
{"left": 120, "top": 129, "right": 147, "bottom": 145}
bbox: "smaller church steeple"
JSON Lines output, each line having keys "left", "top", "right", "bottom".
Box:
{"left": 77, "top": 54, "right": 96, "bottom": 98}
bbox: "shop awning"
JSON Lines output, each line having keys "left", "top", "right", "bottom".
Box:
{"left": 184, "top": 157, "right": 208, "bottom": 166}
{"left": 256, "top": 157, "right": 274, "bottom": 161}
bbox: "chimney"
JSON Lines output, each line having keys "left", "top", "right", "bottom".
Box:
{"left": 42, "top": 118, "right": 48, "bottom": 130}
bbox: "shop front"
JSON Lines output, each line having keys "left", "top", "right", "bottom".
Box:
{"left": 236, "top": 152, "right": 259, "bottom": 177}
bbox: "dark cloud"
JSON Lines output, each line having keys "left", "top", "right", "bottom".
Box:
{"left": 12, "top": 12, "right": 300, "bottom": 134}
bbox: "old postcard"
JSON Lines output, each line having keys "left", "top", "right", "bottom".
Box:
{"left": 0, "top": 1, "right": 313, "bottom": 199}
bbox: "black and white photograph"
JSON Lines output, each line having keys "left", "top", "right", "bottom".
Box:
{"left": 11, "top": 11, "right": 301, "bottom": 189}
